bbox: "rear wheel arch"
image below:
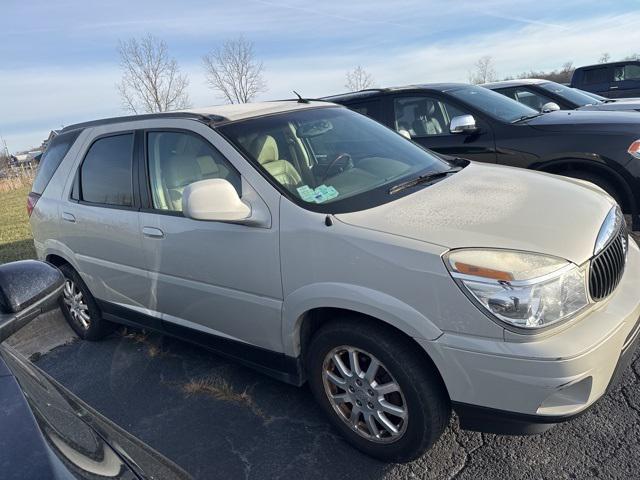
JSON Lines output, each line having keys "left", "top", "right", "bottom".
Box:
{"left": 534, "top": 159, "right": 634, "bottom": 211}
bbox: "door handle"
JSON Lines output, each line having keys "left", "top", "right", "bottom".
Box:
{"left": 142, "top": 227, "right": 164, "bottom": 239}
{"left": 62, "top": 212, "right": 76, "bottom": 223}
{"left": 610, "top": 85, "right": 619, "bottom": 89}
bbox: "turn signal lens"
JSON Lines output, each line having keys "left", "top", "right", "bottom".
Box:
{"left": 628, "top": 140, "right": 640, "bottom": 159}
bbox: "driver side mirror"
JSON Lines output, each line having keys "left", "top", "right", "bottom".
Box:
{"left": 541, "top": 102, "right": 560, "bottom": 113}
{"left": 449, "top": 115, "right": 478, "bottom": 134}
{"left": 0, "top": 260, "right": 64, "bottom": 343}
{"left": 183, "top": 179, "right": 251, "bottom": 222}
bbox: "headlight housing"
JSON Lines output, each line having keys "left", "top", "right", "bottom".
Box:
{"left": 444, "top": 249, "right": 590, "bottom": 330}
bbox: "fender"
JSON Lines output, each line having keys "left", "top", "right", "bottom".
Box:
{"left": 281, "top": 282, "right": 443, "bottom": 357}
{"left": 41, "top": 240, "right": 81, "bottom": 272}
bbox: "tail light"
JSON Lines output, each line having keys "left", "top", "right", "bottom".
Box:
{"left": 628, "top": 139, "right": 640, "bottom": 159}
{"left": 27, "top": 192, "right": 41, "bottom": 217}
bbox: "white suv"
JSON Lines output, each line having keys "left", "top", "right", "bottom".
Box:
{"left": 29, "top": 101, "right": 640, "bottom": 462}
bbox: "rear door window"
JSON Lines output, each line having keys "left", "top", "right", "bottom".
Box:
{"left": 583, "top": 67, "right": 610, "bottom": 85}
{"left": 32, "top": 131, "right": 81, "bottom": 195}
{"left": 79, "top": 133, "right": 134, "bottom": 206}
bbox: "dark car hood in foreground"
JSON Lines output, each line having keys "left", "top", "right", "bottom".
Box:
{"left": 578, "top": 100, "right": 640, "bottom": 112}
{"left": 525, "top": 109, "right": 640, "bottom": 134}
{"left": 0, "top": 345, "right": 192, "bottom": 480}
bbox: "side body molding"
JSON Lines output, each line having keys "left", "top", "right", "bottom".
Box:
{"left": 282, "top": 282, "right": 443, "bottom": 357}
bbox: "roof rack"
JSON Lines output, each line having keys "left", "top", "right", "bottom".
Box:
{"left": 60, "top": 111, "right": 228, "bottom": 133}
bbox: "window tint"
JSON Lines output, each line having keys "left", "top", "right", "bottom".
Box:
{"left": 80, "top": 134, "right": 133, "bottom": 206}
{"left": 537, "top": 81, "right": 601, "bottom": 106}
{"left": 448, "top": 85, "right": 537, "bottom": 122}
{"left": 32, "top": 131, "right": 80, "bottom": 195}
{"left": 147, "top": 131, "right": 241, "bottom": 212}
{"left": 394, "top": 96, "right": 466, "bottom": 137}
{"left": 582, "top": 67, "right": 610, "bottom": 85}
{"left": 347, "top": 100, "right": 383, "bottom": 122}
{"left": 614, "top": 64, "right": 640, "bottom": 82}
{"left": 511, "top": 87, "right": 554, "bottom": 111}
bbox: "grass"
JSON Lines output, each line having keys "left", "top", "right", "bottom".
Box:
{"left": 0, "top": 185, "right": 36, "bottom": 264}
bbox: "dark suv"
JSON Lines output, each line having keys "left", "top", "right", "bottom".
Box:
{"left": 571, "top": 61, "right": 640, "bottom": 99}
{"left": 325, "top": 84, "right": 640, "bottom": 230}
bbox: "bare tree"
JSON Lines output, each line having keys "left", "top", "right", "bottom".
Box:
{"left": 468, "top": 56, "right": 497, "bottom": 84}
{"left": 624, "top": 53, "right": 640, "bottom": 61}
{"left": 202, "top": 37, "right": 267, "bottom": 104}
{"left": 599, "top": 52, "right": 611, "bottom": 63}
{"left": 345, "top": 66, "right": 375, "bottom": 91}
{"left": 117, "top": 34, "right": 191, "bottom": 114}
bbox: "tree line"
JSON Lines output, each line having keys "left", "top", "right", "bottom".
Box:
{"left": 467, "top": 52, "right": 640, "bottom": 85}
{"left": 117, "top": 34, "right": 376, "bottom": 113}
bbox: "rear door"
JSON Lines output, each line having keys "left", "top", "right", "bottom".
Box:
{"left": 58, "top": 129, "right": 150, "bottom": 311}
{"left": 390, "top": 93, "right": 497, "bottom": 163}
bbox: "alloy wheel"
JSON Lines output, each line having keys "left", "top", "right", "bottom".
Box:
{"left": 63, "top": 279, "right": 90, "bottom": 329}
{"left": 322, "top": 346, "right": 408, "bottom": 443}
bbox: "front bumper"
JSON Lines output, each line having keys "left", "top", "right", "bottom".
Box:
{"left": 418, "top": 238, "right": 640, "bottom": 434}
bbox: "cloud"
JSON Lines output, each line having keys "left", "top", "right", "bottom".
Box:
{"left": 3, "top": 6, "right": 640, "bottom": 151}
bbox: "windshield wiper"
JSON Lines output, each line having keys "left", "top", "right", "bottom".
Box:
{"left": 389, "top": 168, "right": 461, "bottom": 195}
{"left": 511, "top": 113, "right": 543, "bottom": 123}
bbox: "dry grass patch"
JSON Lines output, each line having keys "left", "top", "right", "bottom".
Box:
{"left": 0, "top": 185, "right": 36, "bottom": 263}
{"left": 183, "top": 376, "right": 267, "bottom": 420}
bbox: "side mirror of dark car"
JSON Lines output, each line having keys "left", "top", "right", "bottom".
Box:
{"left": 541, "top": 102, "right": 561, "bottom": 113}
{"left": 449, "top": 115, "right": 478, "bottom": 134}
{"left": 0, "top": 260, "right": 64, "bottom": 343}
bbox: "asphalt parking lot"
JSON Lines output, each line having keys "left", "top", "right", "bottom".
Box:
{"left": 5, "top": 305, "right": 638, "bottom": 480}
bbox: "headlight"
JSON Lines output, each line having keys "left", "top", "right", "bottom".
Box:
{"left": 628, "top": 139, "right": 640, "bottom": 159}
{"left": 444, "top": 249, "right": 589, "bottom": 329}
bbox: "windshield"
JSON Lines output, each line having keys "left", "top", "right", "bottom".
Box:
{"left": 575, "top": 88, "right": 607, "bottom": 101}
{"left": 219, "top": 107, "right": 452, "bottom": 211}
{"left": 538, "top": 81, "right": 602, "bottom": 106}
{"left": 448, "top": 85, "right": 538, "bottom": 122}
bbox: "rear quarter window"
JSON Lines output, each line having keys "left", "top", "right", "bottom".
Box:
{"left": 31, "top": 130, "right": 81, "bottom": 195}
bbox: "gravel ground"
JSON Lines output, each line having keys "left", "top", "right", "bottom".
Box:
{"left": 31, "top": 318, "right": 640, "bottom": 480}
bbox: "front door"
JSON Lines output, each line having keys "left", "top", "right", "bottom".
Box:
{"left": 391, "top": 94, "right": 497, "bottom": 163}
{"left": 138, "top": 126, "right": 283, "bottom": 352}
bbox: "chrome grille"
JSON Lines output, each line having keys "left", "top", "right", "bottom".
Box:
{"left": 589, "top": 226, "right": 628, "bottom": 301}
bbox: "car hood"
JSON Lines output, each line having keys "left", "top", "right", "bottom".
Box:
{"left": 335, "top": 162, "right": 614, "bottom": 265}
{"left": 577, "top": 101, "right": 640, "bottom": 112}
{"left": 525, "top": 109, "right": 640, "bottom": 134}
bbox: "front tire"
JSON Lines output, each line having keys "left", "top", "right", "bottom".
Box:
{"left": 58, "top": 263, "right": 116, "bottom": 340}
{"left": 306, "top": 318, "right": 450, "bottom": 462}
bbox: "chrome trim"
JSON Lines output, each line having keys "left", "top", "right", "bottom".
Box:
{"left": 594, "top": 205, "right": 623, "bottom": 255}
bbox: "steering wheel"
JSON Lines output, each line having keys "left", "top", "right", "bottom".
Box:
{"left": 321, "top": 153, "right": 353, "bottom": 181}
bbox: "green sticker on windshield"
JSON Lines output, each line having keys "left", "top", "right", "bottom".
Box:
{"left": 296, "top": 185, "right": 339, "bottom": 203}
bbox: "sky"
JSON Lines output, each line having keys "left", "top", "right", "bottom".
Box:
{"left": 2, "top": 0, "right": 640, "bottom": 152}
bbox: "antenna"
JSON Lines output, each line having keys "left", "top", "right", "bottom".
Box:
{"left": 293, "top": 91, "right": 309, "bottom": 104}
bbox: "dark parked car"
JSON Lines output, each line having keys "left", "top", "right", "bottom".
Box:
{"left": 0, "top": 260, "right": 191, "bottom": 480}
{"left": 483, "top": 79, "right": 640, "bottom": 112}
{"left": 324, "top": 84, "right": 640, "bottom": 230}
{"left": 571, "top": 61, "right": 640, "bottom": 98}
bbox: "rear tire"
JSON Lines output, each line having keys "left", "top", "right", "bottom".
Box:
{"left": 306, "top": 318, "right": 450, "bottom": 463}
{"left": 58, "top": 263, "right": 116, "bottom": 341}
{"left": 564, "top": 170, "right": 624, "bottom": 208}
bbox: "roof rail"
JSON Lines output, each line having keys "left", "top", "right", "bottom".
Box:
{"left": 60, "top": 111, "right": 227, "bottom": 133}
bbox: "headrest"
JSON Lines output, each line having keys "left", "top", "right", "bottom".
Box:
{"left": 251, "top": 135, "right": 279, "bottom": 165}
